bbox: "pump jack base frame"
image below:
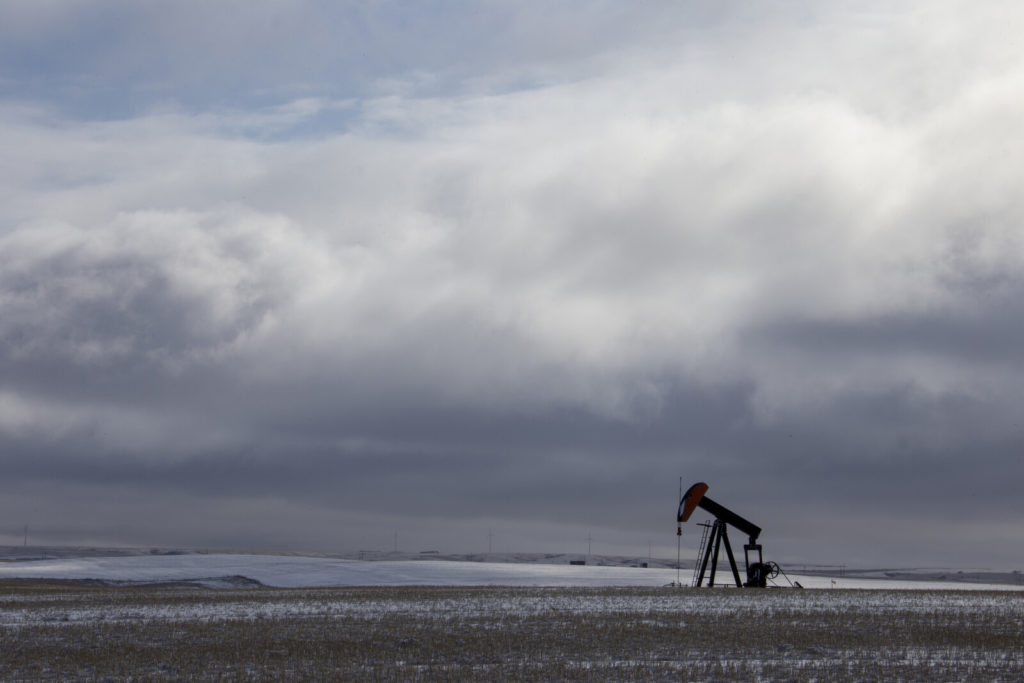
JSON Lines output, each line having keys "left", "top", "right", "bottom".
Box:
{"left": 693, "top": 520, "right": 767, "bottom": 588}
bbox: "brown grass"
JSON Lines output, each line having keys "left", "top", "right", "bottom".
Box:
{"left": 2, "top": 581, "right": 1023, "bottom": 681}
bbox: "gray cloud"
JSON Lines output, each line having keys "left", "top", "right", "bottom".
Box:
{"left": 2, "top": 1, "right": 1024, "bottom": 568}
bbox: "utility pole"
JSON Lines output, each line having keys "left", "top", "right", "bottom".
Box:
{"left": 393, "top": 531, "right": 398, "bottom": 553}
{"left": 488, "top": 529, "right": 493, "bottom": 554}
{"left": 587, "top": 533, "right": 593, "bottom": 558}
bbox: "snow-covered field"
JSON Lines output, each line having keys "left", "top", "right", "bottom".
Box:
{"left": 4, "top": 551, "right": 1024, "bottom": 680}
{"left": 1, "top": 551, "right": 1022, "bottom": 590}
{"left": 0, "top": 553, "right": 673, "bottom": 588}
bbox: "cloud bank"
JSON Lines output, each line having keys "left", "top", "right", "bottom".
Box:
{"left": 2, "top": 1, "right": 1024, "bottom": 567}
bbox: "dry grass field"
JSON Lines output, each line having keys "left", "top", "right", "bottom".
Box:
{"left": 2, "top": 580, "right": 1023, "bottom": 681}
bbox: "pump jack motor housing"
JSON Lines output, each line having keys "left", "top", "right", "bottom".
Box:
{"left": 677, "top": 481, "right": 777, "bottom": 588}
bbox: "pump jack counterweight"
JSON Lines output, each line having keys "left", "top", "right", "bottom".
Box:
{"left": 677, "top": 482, "right": 783, "bottom": 588}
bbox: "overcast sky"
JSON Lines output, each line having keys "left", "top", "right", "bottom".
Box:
{"left": 2, "top": 1, "right": 1023, "bottom": 569}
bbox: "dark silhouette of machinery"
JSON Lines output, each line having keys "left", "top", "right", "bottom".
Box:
{"left": 677, "top": 482, "right": 780, "bottom": 587}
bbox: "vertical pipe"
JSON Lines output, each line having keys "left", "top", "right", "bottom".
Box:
{"left": 676, "top": 477, "right": 682, "bottom": 586}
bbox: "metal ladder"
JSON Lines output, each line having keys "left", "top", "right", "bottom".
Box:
{"left": 691, "top": 521, "right": 712, "bottom": 586}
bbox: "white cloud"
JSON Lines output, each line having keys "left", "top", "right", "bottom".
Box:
{"left": 6, "top": 20, "right": 1024, "bottom": 417}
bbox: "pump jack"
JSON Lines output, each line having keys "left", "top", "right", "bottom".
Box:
{"left": 677, "top": 482, "right": 779, "bottom": 587}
